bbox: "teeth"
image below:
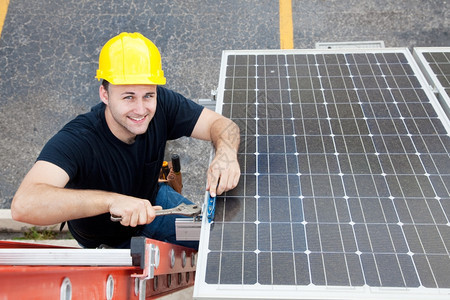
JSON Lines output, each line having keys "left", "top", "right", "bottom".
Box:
{"left": 130, "top": 116, "right": 144, "bottom": 121}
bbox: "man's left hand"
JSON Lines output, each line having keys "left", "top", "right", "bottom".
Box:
{"left": 206, "top": 148, "right": 240, "bottom": 197}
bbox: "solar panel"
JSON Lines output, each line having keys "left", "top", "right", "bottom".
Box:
{"left": 194, "top": 48, "right": 450, "bottom": 299}
{"left": 414, "top": 47, "right": 450, "bottom": 118}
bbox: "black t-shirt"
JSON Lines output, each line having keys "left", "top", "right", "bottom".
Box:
{"left": 37, "top": 86, "right": 204, "bottom": 247}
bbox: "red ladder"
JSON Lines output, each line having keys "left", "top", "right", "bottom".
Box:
{"left": 0, "top": 237, "right": 196, "bottom": 299}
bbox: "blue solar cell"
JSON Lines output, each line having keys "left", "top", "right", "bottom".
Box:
{"left": 197, "top": 49, "right": 450, "bottom": 299}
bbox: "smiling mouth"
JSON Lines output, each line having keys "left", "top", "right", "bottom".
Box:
{"left": 129, "top": 115, "right": 146, "bottom": 122}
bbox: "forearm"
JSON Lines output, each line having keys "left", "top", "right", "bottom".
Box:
{"left": 207, "top": 117, "right": 241, "bottom": 196}
{"left": 191, "top": 109, "right": 241, "bottom": 196}
{"left": 210, "top": 117, "right": 240, "bottom": 154}
{"left": 13, "top": 160, "right": 158, "bottom": 227}
{"left": 12, "top": 183, "right": 115, "bottom": 226}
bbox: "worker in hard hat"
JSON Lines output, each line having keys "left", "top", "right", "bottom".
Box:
{"left": 11, "top": 32, "right": 240, "bottom": 249}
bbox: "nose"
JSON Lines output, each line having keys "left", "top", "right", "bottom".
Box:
{"left": 134, "top": 98, "right": 146, "bottom": 115}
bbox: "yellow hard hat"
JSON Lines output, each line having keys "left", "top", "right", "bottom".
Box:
{"left": 96, "top": 32, "right": 166, "bottom": 85}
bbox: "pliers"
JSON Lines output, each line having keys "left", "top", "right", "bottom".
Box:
{"left": 110, "top": 203, "right": 201, "bottom": 222}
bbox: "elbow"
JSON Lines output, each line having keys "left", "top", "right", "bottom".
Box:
{"left": 11, "top": 192, "right": 31, "bottom": 223}
{"left": 11, "top": 196, "right": 23, "bottom": 222}
{"left": 12, "top": 187, "right": 61, "bottom": 226}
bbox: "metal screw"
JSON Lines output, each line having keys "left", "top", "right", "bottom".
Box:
{"left": 153, "top": 276, "right": 159, "bottom": 291}
{"left": 154, "top": 245, "right": 160, "bottom": 269}
{"left": 181, "top": 251, "right": 186, "bottom": 268}
{"left": 191, "top": 252, "right": 196, "bottom": 267}
{"left": 60, "top": 277, "right": 72, "bottom": 300}
{"left": 134, "top": 278, "right": 139, "bottom": 296}
{"left": 167, "top": 274, "right": 172, "bottom": 288}
{"left": 106, "top": 275, "right": 114, "bottom": 300}
{"left": 169, "top": 249, "right": 175, "bottom": 268}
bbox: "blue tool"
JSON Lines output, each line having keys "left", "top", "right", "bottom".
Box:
{"left": 206, "top": 194, "right": 216, "bottom": 223}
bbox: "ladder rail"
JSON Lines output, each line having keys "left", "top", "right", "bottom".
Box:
{"left": 0, "top": 248, "right": 132, "bottom": 266}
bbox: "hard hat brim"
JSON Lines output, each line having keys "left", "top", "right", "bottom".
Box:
{"left": 95, "top": 73, "right": 166, "bottom": 85}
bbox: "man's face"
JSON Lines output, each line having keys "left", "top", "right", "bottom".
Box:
{"left": 100, "top": 84, "right": 157, "bottom": 144}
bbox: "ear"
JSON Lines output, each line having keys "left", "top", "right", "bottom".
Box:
{"left": 99, "top": 85, "right": 109, "bottom": 105}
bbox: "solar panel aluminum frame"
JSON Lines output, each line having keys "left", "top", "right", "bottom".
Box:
{"left": 413, "top": 47, "right": 450, "bottom": 119}
{"left": 194, "top": 48, "right": 450, "bottom": 300}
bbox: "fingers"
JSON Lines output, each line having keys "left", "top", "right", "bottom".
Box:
{"left": 121, "top": 205, "right": 147, "bottom": 227}
{"left": 207, "top": 164, "right": 220, "bottom": 197}
{"left": 111, "top": 198, "right": 160, "bottom": 227}
{"left": 153, "top": 205, "right": 163, "bottom": 211}
{"left": 217, "top": 168, "right": 240, "bottom": 195}
{"left": 207, "top": 160, "right": 241, "bottom": 197}
{"left": 144, "top": 205, "right": 162, "bottom": 224}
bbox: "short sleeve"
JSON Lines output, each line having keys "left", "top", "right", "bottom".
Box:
{"left": 157, "top": 87, "right": 204, "bottom": 140}
{"left": 37, "top": 122, "right": 90, "bottom": 180}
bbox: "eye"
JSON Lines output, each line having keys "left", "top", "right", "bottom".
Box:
{"left": 123, "top": 95, "right": 133, "bottom": 100}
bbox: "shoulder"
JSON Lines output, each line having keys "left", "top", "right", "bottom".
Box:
{"left": 68, "top": 103, "right": 104, "bottom": 129}
{"left": 38, "top": 104, "right": 106, "bottom": 177}
{"left": 156, "top": 86, "right": 203, "bottom": 112}
{"left": 56, "top": 103, "right": 105, "bottom": 140}
{"left": 156, "top": 86, "right": 184, "bottom": 103}
{"left": 154, "top": 87, "right": 204, "bottom": 138}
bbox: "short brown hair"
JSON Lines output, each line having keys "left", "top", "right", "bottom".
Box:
{"left": 101, "top": 79, "right": 110, "bottom": 92}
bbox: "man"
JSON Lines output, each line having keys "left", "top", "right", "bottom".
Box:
{"left": 11, "top": 32, "right": 240, "bottom": 249}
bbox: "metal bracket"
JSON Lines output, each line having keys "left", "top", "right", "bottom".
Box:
{"left": 315, "top": 40, "right": 385, "bottom": 49}
{"left": 131, "top": 238, "right": 160, "bottom": 300}
{"left": 198, "top": 98, "right": 216, "bottom": 111}
{"left": 198, "top": 89, "right": 218, "bottom": 110}
{"left": 175, "top": 218, "right": 201, "bottom": 241}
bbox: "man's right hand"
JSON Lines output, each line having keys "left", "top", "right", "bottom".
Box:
{"left": 108, "top": 195, "right": 162, "bottom": 227}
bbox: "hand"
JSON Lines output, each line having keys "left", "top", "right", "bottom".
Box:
{"left": 108, "top": 195, "right": 162, "bottom": 227}
{"left": 206, "top": 149, "right": 241, "bottom": 197}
